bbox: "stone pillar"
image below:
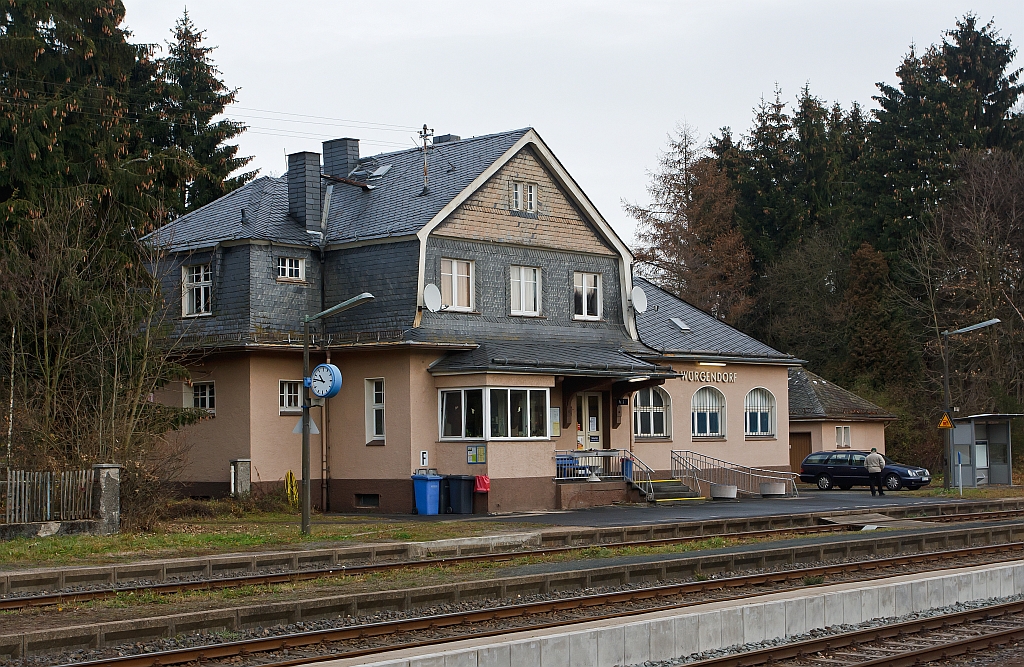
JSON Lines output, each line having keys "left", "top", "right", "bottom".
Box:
{"left": 230, "top": 459, "right": 252, "bottom": 496}
{"left": 92, "top": 464, "right": 121, "bottom": 535}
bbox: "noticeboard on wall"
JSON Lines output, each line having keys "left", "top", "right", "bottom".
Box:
{"left": 467, "top": 444, "right": 487, "bottom": 464}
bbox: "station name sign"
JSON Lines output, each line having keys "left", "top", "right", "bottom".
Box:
{"left": 681, "top": 370, "right": 737, "bottom": 383}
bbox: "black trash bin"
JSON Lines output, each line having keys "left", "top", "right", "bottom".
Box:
{"left": 439, "top": 476, "right": 452, "bottom": 514}
{"left": 447, "top": 475, "right": 475, "bottom": 514}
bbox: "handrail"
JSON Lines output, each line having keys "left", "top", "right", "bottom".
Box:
{"left": 671, "top": 450, "right": 799, "bottom": 497}
{"left": 624, "top": 452, "right": 655, "bottom": 501}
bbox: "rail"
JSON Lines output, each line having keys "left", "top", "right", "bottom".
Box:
{"left": 554, "top": 449, "right": 628, "bottom": 481}
{"left": 3, "top": 469, "right": 95, "bottom": 523}
{"left": 671, "top": 450, "right": 799, "bottom": 497}
{"left": 623, "top": 451, "right": 655, "bottom": 501}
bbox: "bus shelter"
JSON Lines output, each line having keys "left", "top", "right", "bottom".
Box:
{"left": 951, "top": 414, "right": 1021, "bottom": 487}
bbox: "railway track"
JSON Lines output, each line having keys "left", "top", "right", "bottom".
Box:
{"left": 689, "top": 598, "right": 1024, "bottom": 666}
{"left": 4, "top": 509, "right": 1020, "bottom": 612}
{"left": 43, "top": 541, "right": 1024, "bottom": 667}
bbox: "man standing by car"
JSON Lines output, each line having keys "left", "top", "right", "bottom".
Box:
{"left": 866, "top": 448, "right": 886, "bottom": 496}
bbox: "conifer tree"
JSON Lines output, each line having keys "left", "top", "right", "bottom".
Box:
{"left": 859, "top": 15, "right": 1023, "bottom": 254}
{"left": 159, "top": 10, "right": 255, "bottom": 215}
{"left": 0, "top": 0, "right": 165, "bottom": 234}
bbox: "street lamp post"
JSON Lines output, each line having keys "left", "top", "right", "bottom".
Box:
{"left": 301, "top": 292, "right": 374, "bottom": 535}
{"left": 940, "top": 318, "right": 1001, "bottom": 489}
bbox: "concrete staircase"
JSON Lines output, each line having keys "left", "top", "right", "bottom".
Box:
{"left": 646, "top": 479, "right": 702, "bottom": 503}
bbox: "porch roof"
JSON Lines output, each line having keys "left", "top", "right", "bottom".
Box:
{"left": 427, "top": 338, "right": 675, "bottom": 378}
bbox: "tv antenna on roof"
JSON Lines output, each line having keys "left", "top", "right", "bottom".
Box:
{"left": 418, "top": 124, "right": 433, "bottom": 196}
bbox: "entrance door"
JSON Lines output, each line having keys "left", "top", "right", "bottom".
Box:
{"left": 789, "top": 432, "right": 812, "bottom": 472}
{"left": 577, "top": 392, "right": 604, "bottom": 449}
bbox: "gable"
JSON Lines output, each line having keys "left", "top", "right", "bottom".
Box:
{"left": 432, "top": 147, "right": 616, "bottom": 256}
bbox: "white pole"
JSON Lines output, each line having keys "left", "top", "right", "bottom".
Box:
{"left": 6, "top": 325, "right": 13, "bottom": 469}
{"left": 958, "top": 451, "right": 963, "bottom": 497}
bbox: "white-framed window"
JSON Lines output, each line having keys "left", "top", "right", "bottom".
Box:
{"left": 511, "top": 266, "right": 541, "bottom": 316}
{"left": 441, "top": 258, "right": 473, "bottom": 311}
{"left": 573, "top": 272, "right": 601, "bottom": 320}
{"left": 276, "top": 257, "right": 305, "bottom": 281}
{"left": 366, "top": 378, "right": 385, "bottom": 441}
{"left": 182, "top": 264, "right": 212, "bottom": 316}
{"left": 440, "top": 388, "right": 484, "bottom": 439}
{"left": 279, "top": 380, "right": 301, "bottom": 414}
{"left": 439, "top": 387, "right": 549, "bottom": 440}
{"left": 634, "top": 386, "right": 670, "bottom": 438}
{"left": 836, "top": 425, "right": 851, "bottom": 448}
{"left": 744, "top": 388, "right": 776, "bottom": 436}
{"left": 511, "top": 181, "right": 537, "bottom": 212}
{"left": 192, "top": 382, "right": 215, "bottom": 412}
{"left": 692, "top": 386, "right": 725, "bottom": 437}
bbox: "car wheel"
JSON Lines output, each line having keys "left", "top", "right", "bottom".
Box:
{"left": 884, "top": 473, "right": 902, "bottom": 491}
{"left": 816, "top": 474, "right": 833, "bottom": 490}
{"left": 838, "top": 484, "right": 853, "bottom": 490}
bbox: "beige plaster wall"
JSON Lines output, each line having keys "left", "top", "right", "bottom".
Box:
{"left": 632, "top": 362, "right": 792, "bottom": 472}
{"left": 790, "top": 420, "right": 888, "bottom": 458}
{"left": 246, "top": 351, "right": 324, "bottom": 486}
{"left": 159, "top": 353, "right": 251, "bottom": 485}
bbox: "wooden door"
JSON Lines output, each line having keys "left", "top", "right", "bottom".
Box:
{"left": 789, "top": 432, "right": 812, "bottom": 472}
{"left": 576, "top": 392, "right": 603, "bottom": 449}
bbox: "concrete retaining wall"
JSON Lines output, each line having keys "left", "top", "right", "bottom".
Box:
{"left": 345, "top": 559, "right": 1024, "bottom": 667}
{"left": 5, "top": 497, "right": 1024, "bottom": 596}
{"left": 3, "top": 521, "right": 1024, "bottom": 658}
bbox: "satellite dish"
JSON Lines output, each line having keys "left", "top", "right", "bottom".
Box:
{"left": 423, "top": 283, "right": 442, "bottom": 313}
{"left": 630, "top": 285, "right": 648, "bottom": 314}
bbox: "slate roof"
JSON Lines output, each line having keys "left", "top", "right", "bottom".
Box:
{"left": 428, "top": 338, "right": 675, "bottom": 377}
{"left": 632, "top": 278, "right": 795, "bottom": 363}
{"left": 788, "top": 367, "right": 897, "bottom": 421}
{"left": 146, "top": 129, "right": 530, "bottom": 252}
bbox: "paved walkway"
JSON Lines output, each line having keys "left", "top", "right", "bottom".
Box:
{"left": 489, "top": 490, "right": 976, "bottom": 527}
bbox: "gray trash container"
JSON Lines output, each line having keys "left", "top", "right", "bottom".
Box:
{"left": 447, "top": 475, "right": 475, "bottom": 514}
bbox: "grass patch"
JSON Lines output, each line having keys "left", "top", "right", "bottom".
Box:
{"left": 0, "top": 510, "right": 537, "bottom": 568}
{"left": 802, "top": 575, "right": 825, "bottom": 585}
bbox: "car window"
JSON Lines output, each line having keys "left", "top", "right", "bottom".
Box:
{"left": 851, "top": 453, "right": 866, "bottom": 466}
{"left": 828, "top": 453, "right": 850, "bottom": 465}
{"left": 805, "top": 453, "right": 830, "bottom": 464}
{"left": 883, "top": 456, "right": 895, "bottom": 465}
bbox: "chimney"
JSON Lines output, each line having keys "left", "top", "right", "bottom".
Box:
{"left": 322, "top": 138, "right": 360, "bottom": 178}
{"left": 433, "top": 134, "right": 460, "bottom": 144}
{"left": 287, "top": 151, "right": 321, "bottom": 232}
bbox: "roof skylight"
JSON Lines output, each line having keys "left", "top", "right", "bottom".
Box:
{"left": 670, "top": 317, "right": 691, "bottom": 332}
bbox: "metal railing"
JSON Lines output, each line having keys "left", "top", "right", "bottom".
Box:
{"left": 555, "top": 450, "right": 626, "bottom": 481}
{"left": 3, "top": 469, "right": 96, "bottom": 523}
{"left": 624, "top": 452, "right": 656, "bottom": 501}
{"left": 670, "top": 450, "right": 799, "bottom": 497}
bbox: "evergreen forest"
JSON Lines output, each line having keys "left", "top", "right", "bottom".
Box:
{"left": 630, "top": 14, "right": 1024, "bottom": 468}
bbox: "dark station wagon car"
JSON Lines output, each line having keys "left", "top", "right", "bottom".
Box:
{"left": 798, "top": 450, "right": 931, "bottom": 491}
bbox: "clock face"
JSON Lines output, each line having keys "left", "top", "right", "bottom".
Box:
{"left": 310, "top": 363, "right": 342, "bottom": 398}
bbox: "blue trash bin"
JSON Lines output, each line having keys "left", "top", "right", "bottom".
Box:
{"left": 622, "top": 457, "right": 634, "bottom": 481}
{"left": 411, "top": 474, "right": 442, "bottom": 515}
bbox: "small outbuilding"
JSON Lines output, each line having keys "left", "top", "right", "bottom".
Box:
{"left": 951, "top": 414, "right": 1020, "bottom": 487}
{"left": 787, "top": 368, "right": 897, "bottom": 471}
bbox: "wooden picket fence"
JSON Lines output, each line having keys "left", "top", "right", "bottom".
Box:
{"left": 3, "top": 469, "right": 96, "bottom": 523}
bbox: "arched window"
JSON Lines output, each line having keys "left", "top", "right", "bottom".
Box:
{"left": 634, "top": 387, "right": 670, "bottom": 438}
{"left": 691, "top": 387, "right": 725, "bottom": 437}
{"left": 745, "top": 388, "right": 776, "bottom": 436}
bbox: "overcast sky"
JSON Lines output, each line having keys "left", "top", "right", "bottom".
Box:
{"left": 121, "top": 1, "right": 1024, "bottom": 244}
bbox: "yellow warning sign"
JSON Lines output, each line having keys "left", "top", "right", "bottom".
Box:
{"left": 938, "top": 412, "right": 954, "bottom": 429}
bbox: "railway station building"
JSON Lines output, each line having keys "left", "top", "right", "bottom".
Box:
{"left": 149, "top": 127, "right": 892, "bottom": 513}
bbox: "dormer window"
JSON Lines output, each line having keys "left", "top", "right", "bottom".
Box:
{"left": 277, "top": 257, "right": 305, "bottom": 282}
{"left": 511, "top": 181, "right": 537, "bottom": 213}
